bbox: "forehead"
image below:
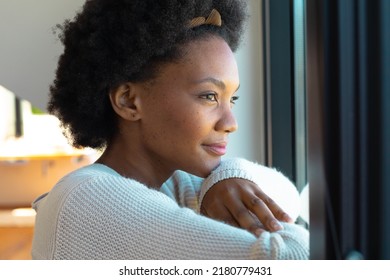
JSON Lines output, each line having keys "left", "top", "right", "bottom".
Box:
{"left": 152, "top": 37, "right": 239, "bottom": 86}
{"left": 182, "top": 37, "right": 238, "bottom": 74}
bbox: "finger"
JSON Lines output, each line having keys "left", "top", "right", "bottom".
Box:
{"left": 248, "top": 212, "right": 266, "bottom": 236}
{"left": 223, "top": 198, "right": 264, "bottom": 236}
{"left": 245, "top": 196, "right": 284, "bottom": 232}
{"left": 253, "top": 190, "right": 294, "bottom": 223}
{"left": 202, "top": 203, "right": 239, "bottom": 227}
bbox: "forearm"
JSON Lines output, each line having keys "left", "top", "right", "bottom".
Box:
{"left": 43, "top": 176, "right": 308, "bottom": 259}
{"left": 199, "top": 158, "right": 301, "bottom": 221}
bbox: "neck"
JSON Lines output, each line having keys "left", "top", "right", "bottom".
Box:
{"left": 96, "top": 135, "right": 171, "bottom": 189}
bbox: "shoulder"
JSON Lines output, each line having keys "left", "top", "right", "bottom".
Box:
{"left": 52, "top": 164, "right": 164, "bottom": 202}
{"left": 33, "top": 163, "right": 162, "bottom": 216}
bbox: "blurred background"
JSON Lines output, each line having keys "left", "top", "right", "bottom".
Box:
{"left": 0, "top": 0, "right": 278, "bottom": 259}
{"left": 0, "top": 0, "right": 97, "bottom": 259}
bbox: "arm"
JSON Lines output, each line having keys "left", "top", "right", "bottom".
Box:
{"left": 161, "top": 158, "right": 300, "bottom": 234}
{"left": 32, "top": 165, "right": 309, "bottom": 260}
{"left": 200, "top": 158, "right": 301, "bottom": 221}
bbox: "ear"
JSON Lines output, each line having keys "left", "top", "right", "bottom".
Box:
{"left": 109, "top": 83, "right": 142, "bottom": 121}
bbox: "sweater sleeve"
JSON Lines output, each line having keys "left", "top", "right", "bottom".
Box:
{"left": 160, "top": 170, "right": 204, "bottom": 211}
{"left": 161, "top": 158, "right": 301, "bottom": 222}
{"left": 31, "top": 164, "right": 309, "bottom": 260}
{"left": 198, "top": 157, "right": 302, "bottom": 221}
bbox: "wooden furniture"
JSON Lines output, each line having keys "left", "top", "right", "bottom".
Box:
{"left": 0, "top": 227, "right": 34, "bottom": 260}
{"left": 0, "top": 152, "right": 96, "bottom": 208}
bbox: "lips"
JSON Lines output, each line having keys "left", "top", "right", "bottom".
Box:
{"left": 202, "top": 142, "right": 227, "bottom": 156}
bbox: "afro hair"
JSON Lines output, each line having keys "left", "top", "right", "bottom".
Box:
{"left": 48, "top": 0, "right": 248, "bottom": 149}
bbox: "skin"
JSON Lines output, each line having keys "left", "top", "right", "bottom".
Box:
{"left": 98, "top": 36, "right": 239, "bottom": 187}
{"left": 97, "top": 36, "right": 292, "bottom": 234}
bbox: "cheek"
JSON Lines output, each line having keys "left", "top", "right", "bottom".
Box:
{"left": 142, "top": 91, "right": 214, "bottom": 146}
{"left": 166, "top": 109, "right": 204, "bottom": 140}
{"left": 161, "top": 108, "right": 211, "bottom": 146}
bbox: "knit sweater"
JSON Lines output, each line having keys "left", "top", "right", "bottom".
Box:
{"left": 31, "top": 158, "right": 309, "bottom": 259}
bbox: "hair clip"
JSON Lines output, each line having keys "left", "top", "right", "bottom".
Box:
{"left": 188, "top": 9, "right": 222, "bottom": 28}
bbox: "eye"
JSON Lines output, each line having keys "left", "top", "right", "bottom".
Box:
{"left": 230, "top": 95, "right": 240, "bottom": 104}
{"left": 199, "top": 93, "right": 218, "bottom": 102}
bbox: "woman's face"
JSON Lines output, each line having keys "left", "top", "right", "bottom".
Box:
{"left": 138, "top": 36, "right": 240, "bottom": 178}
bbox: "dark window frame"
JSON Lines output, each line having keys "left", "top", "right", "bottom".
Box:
{"left": 262, "top": 0, "right": 307, "bottom": 192}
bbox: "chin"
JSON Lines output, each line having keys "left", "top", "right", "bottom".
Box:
{"left": 184, "top": 158, "right": 221, "bottom": 178}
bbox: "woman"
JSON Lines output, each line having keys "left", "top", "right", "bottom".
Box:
{"left": 32, "top": 0, "right": 309, "bottom": 259}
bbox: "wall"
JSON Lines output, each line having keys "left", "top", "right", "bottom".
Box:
{"left": 0, "top": 86, "right": 15, "bottom": 141}
{"left": 226, "top": 0, "right": 265, "bottom": 163}
{"left": 0, "top": 0, "right": 85, "bottom": 110}
{"left": 0, "top": 0, "right": 265, "bottom": 163}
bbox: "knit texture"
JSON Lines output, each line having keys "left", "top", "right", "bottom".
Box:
{"left": 31, "top": 158, "right": 309, "bottom": 259}
{"left": 199, "top": 158, "right": 301, "bottom": 220}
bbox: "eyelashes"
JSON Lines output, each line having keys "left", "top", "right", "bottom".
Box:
{"left": 199, "top": 93, "right": 240, "bottom": 104}
{"left": 199, "top": 93, "right": 217, "bottom": 102}
{"left": 230, "top": 95, "right": 239, "bottom": 104}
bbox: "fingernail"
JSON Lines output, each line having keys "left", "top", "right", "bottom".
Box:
{"left": 271, "top": 220, "right": 283, "bottom": 231}
{"left": 255, "top": 228, "right": 264, "bottom": 237}
{"left": 283, "top": 213, "right": 293, "bottom": 222}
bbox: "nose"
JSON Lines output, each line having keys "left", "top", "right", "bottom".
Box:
{"left": 215, "top": 106, "right": 238, "bottom": 133}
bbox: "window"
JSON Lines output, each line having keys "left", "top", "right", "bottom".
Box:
{"left": 264, "top": 0, "right": 390, "bottom": 259}
{"left": 262, "top": 0, "right": 307, "bottom": 193}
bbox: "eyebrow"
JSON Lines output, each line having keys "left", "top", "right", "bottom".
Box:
{"left": 194, "top": 77, "right": 240, "bottom": 92}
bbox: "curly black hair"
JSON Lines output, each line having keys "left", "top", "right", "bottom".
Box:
{"left": 48, "top": 0, "right": 248, "bottom": 149}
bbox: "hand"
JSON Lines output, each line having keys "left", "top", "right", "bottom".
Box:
{"left": 200, "top": 178, "right": 294, "bottom": 236}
